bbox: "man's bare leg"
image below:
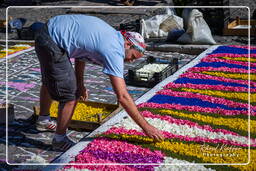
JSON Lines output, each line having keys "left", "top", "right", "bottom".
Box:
{"left": 36, "top": 84, "right": 56, "bottom": 131}
{"left": 39, "top": 84, "right": 52, "bottom": 116}
{"left": 55, "top": 100, "right": 77, "bottom": 135}
{"left": 52, "top": 100, "right": 77, "bottom": 151}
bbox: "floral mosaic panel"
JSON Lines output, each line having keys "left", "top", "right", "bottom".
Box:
{"left": 64, "top": 45, "right": 256, "bottom": 171}
{"left": 0, "top": 44, "right": 33, "bottom": 59}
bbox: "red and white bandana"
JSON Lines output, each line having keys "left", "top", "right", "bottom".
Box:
{"left": 121, "top": 30, "right": 146, "bottom": 53}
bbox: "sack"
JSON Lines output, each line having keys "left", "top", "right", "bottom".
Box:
{"left": 178, "top": 9, "right": 216, "bottom": 45}
{"left": 159, "top": 15, "right": 183, "bottom": 32}
{"left": 141, "top": 15, "right": 170, "bottom": 38}
{"left": 140, "top": 9, "right": 183, "bottom": 39}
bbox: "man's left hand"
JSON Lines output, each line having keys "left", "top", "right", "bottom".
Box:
{"left": 77, "top": 86, "right": 88, "bottom": 101}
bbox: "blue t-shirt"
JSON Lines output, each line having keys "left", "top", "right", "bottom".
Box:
{"left": 47, "top": 14, "right": 125, "bottom": 78}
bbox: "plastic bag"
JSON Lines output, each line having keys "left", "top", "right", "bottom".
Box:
{"left": 178, "top": 9, "right": 216, "bottom": 45}
{"left": 140, "top": 15, "right": 170, "bottom": 38}
{"left": 140, "top": 8, "right": 183, "bottom": 39}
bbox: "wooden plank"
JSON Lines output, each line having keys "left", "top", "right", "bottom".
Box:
{"left": 223, "top": 18, "right": 256, "bottom": 36}
{"left": 0, "top": 20, "right": 7, "bottom": 28}
{"left": 67, "top": 8, "right": 149, "bottom": 15}
{"left": 0, "top": 103, "right": 14, "bottom": 124}
{"left": 227, "top": 20, "right": 238, "bottom": 29}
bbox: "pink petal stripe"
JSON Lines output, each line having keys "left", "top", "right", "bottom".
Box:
{"left": 163, "top": 82, "right": 256, "bottom": 92}
{"left": 64, "top": 137, "right": 165, "bottom": 170}
{"left": 66, "top": 154, "right": 137, "bottom": 170}
{"left": 228, "top": 45, "right": 256, "bottom": 50}
{"left": 157, "top": 89, "right": 252, "bottom": 110}
{"left": 202, "top": 57, "right": 256, "bottom": 67}
{"left": 105, "top": 127, "right": 254, "bottom": 147}
{"left": 188, "top": 67, "right": 256, "bottom": 74}
{"left": 180, "top": 72, "right": 256, "bottom": 87}
{"left": 137, "top": 102, "right": 252, "bottom": 116}
{"left": 206, "top": 53, "right": 256, "bottom": 58}
{"left": 64, "top": 137, "right": 164, "bottom": 170}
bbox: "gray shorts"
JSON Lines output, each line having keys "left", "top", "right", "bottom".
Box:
{"left": 35, "top": 24, "right": 78, "bottom": 103}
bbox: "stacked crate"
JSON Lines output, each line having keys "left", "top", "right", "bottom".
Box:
{"left": 125, "top": 56, "right": 178, "bottom": 88}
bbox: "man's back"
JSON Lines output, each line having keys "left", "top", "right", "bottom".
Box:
{"left": 47, "top": 14, "right": 125, "bottom": 78}
{"left": 47, "top": 15, "right": 123, "bottom": 58}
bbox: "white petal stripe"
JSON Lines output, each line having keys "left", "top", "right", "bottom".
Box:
{"left": 116, "top": 117, "right": 252, "bottom": 145}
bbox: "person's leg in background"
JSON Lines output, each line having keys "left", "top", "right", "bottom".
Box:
{"left": 121, "top": 0, "right": 136, "bottom": 6}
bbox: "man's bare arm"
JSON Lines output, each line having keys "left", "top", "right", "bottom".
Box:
{"left": 75, "top": 59, "right": 85, "bottom": 87}
{"left": 75, "top": 59, "right": 88, "bottom": 101}
{"left": 109, "top": 75, "right": 164, "bottom": 141}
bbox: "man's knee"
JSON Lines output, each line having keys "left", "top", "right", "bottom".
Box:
{"left": 58, "top": 100, "right": 77, "bottom": 110}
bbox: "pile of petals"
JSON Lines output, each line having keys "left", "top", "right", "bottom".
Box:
{"left": 50, "top": 101, "right": 118, "bottom": 122}
{"left": 64, "top": 45, "right": 256, "bottom": 171}
{"left": 0, "top": 44, "right": 32, "bottom": 58}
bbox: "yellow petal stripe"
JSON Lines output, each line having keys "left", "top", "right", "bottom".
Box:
{"left": 221, "top": 57, "right": 256, "bottom": 63}
{"left": 0, "top": 52, "right": 6, "bottom": 58}
{"left": 154, "top": 140, "right": 249, "bottom": 163}
{"left": 113, "top": 134, "right": 254, "bottom": 170}
{"left": 177, "top": 87, "right": 254, "bottom": 103}
{"left": 49, "top": 101, "right": 117, "bottom": 122}
{"left": 0, "top": 44, "right": 32, "bottom": 58}
{"left": 154, "top": 140, "right": 254, "bottom": 170}
{"left": 201, "top": 71, "right": 256, "bottom": 81}
{"left": 158, "top": 109, "right": 255, "bottom": 134}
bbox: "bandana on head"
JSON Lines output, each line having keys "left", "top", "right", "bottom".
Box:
{"left": 121, "top": 30, "right": 146, "bottom": 54}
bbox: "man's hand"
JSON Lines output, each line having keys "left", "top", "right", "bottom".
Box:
{"left": 109, "top": 75, "right": 164, "bottom": 142}
{"left": 142, "top": 124, "right": 165, "bottom": 142}
{"left": 77, "top": 86, "right": 88, "bottom": 101}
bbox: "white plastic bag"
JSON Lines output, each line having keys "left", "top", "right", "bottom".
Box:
{"left": 140, "top": 8, "right": 183, "bottom": 39}
{"left": 178, "top": 9, "right": 216, "bottom": 45}
{"left": 140, "top": 15, "right": 170, "bottom": 38}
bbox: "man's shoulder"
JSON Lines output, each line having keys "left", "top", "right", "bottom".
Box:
{"left": 100, "top": 31, "right": 124, "bottom": 52}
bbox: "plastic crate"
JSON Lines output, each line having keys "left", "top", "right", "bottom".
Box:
{"left": 125, "top": 56, "right": 178, "bottom": 88}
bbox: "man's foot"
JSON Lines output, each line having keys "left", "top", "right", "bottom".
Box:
{"left": 36, "top": 119, "right": 57, "bottom": 132}
{"left": 52, "top": 136, "right": 75, "bottom": 152}
{"left": 121, "top": 0, "right": 135, "bottom": 6}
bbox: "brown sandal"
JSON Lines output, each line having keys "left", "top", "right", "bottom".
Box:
{"left": 121, "top": 0, "right": 135, "bottom": 6}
